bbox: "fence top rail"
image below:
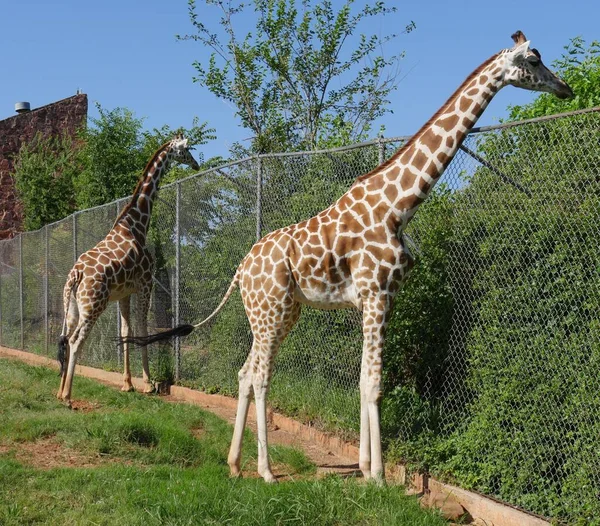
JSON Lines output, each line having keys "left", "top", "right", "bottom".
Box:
{"left": 468, "top": 105, "right": 600, "bottom": 134}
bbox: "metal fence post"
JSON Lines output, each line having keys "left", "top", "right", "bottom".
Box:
{"left": 72, "top": 212, "right": 78, "bottom": 263}
{"left": 0, "top": 257, "right": 3, "bottom": 347}
{"left": 378, "top": 135, "right": 386, "bottom": 166}
{"left": 256, "top": 155, "right": 263, "bottom": 242}
{"left": 44, "top": 225, "right": 49, "bottom": 356}
{"left": 19, "top": 235, "right": 24, "bottom": 350}
{"left": 115, "top": 203, "right": 122, "bottom": 365}
{"left": 174, "top": 181, "right": 181, "bottom": 381}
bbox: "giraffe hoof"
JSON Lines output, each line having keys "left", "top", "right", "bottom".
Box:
{"left": 121, "top": 384, "right": 135, "bottom": 392}
{"left": 369, "top": 473, "right": 385, "bottom": 486}
{"left": 142, "top": 383, "right": 155, "bottom": 394}
{"left": 260, "top": 470, "right": 278, "bottom": 484}
{"left": 229, "top": 465, "right": 242, "bottom": 479}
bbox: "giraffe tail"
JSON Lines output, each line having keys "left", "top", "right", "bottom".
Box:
{"left": 58, "top": 270, "right": 81, "bottom": 376}
{"left": 57, "top": 336, "right": 69, "bottom": 377}
{"left": 120, "top": 267, "right": 241, "bottom": 347}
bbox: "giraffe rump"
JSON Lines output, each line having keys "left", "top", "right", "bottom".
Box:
{"left": 119, "top": 324, "right": 196, "bottom": 347}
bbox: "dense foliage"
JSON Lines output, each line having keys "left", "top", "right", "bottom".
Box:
{"left": 382, "top": 37, "right": 600, "bottom": 523}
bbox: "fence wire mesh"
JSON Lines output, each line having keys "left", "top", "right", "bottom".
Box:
{"left": 1, "top": 107, "right": 599, "bottom": 523}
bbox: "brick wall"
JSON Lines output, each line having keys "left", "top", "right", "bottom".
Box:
{"left": 0, "top": 94, "right": 88, "bottom": 239}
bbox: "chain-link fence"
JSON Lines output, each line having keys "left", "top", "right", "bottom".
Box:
{"left": 1, "top": 106, "right": 599, "bottom": 523}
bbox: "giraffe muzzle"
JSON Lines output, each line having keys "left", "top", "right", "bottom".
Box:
{"left": 554, "top": 78, "right": 574, "bottom": 100}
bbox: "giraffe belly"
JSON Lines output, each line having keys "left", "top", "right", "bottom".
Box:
{"left": 108, "top": 285, "right": 136, "bottom": 302}
{"left": 293, "top": 283, "right": 358, "bottom": 310}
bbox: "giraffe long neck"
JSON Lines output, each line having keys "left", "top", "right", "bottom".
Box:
{"left": 115, "top": 145, "right": 172, "bottom": 243}
{"left": 354, "top": 52, "right": 505, "bottom": 230}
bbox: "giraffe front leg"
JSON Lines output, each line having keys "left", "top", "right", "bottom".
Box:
{"left": 359, "top": 296, "right": 390, "bottom": 485}
{"left": 135, "top": 285, "right": 154, "bottom": 393}
{"left": 120, "top": 297, "right": 135, "bottom": 392}
{"left": 359, "top": 363, "right": 372, "bottom": 479}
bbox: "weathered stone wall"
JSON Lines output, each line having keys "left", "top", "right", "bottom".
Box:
{"left": 0, "top": 94, "right": 87, "bottom": 239}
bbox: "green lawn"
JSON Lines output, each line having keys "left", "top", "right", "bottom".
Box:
{"left": 0, "top": 358, "right": 447, "bottom": 525}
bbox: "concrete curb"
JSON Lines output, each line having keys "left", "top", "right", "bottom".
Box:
{"left": 0, "top": 346, "right": 550, "bottom": 526}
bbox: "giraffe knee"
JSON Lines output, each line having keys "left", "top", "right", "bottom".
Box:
{"left": 237, "top": 369, "right": 252, "bottom": 396}
{"left": 361, "top": 379, "right": 382, "bottom": 404}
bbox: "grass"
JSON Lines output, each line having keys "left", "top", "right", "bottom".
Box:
{"left": 0, "top": 358, "right": 447, "bottom": 525}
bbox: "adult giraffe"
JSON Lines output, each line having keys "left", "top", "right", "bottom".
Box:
{"left": 57, "top": 135, "right": 200, "bottom": 404}
{"left": 124, "top": 32, "right": 572, "bottom": 483}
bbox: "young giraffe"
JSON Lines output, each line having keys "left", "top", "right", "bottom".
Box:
{"left": 57, "top": 135, "right": 200, "bottom": 404}
{"left": 124, "top": 32, "right": 572, "bottom": 483}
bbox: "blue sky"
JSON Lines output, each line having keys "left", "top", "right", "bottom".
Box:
{"left": 1, "top": 0, "right": 596, "bottom": 158}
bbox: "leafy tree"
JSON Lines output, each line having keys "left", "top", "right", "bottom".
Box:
{"left": 178, "top": 0, "right": 415, "bottom": 152}
{"left": 75, "top": 104, "right": 215, "bottom": 209}
{"left": 13, "top": 132, "right": 79, "bottom": 230}
{"left": 14, "top": 104, "right": 215, "bottom": 229}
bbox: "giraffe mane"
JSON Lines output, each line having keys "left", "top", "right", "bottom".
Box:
{"left": 113, "top": 140, "right": 172, "bottom": 225}
{"left": 355, "top": 52, "right": 500, "bottom": 184}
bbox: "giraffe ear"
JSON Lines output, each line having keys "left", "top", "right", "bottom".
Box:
{"left": 507, "top": 40, "right": 531, "bottom": 63}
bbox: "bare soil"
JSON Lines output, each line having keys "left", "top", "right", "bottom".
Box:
{"left": 0, "top": 436, "right": 110, "bottom": 470}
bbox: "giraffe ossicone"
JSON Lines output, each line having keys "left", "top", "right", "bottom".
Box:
{"left": 56, "top": 135, "right": 200, "bottom": 404}
{"left": 123, "top": 32, "right": 572, "bottom": 483}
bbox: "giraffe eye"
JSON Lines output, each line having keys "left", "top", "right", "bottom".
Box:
{"left": 527, "top": 55, "right": 540, "bottom": 66}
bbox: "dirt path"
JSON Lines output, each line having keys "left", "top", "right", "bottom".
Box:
{"left": 163, "top": 391, "right": 360, "bottom": 478}
{"left": 0, "top": 346, "right": 359, "bottom": 478}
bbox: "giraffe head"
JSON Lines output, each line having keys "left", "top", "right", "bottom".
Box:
{"left": 168, "top": 134, "right": 201, "bottom": 171}
{"left": 501, "top": 31, "right": 573, "bottom": 99}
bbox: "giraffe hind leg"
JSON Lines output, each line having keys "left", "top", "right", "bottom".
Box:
{"left": 119, "top": 296, "right": 135, "bottom": 392}
{"left": 228, "top": 301, "right": 301, "bottom": 483}
{"left": 59, "top": 315, "right": 97, "bottom": 404}
{"left": 59, "top": 291, "right": 107, "bottom": 404}
{"left": 57, "top": 292, "right": 78, "bottom": 399}
{"left": 228, "top": 347, "right": 256, "bottom": 478}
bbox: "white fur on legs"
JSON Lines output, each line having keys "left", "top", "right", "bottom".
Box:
{"left": 359, "top": 377, "right": 372, "bottom": 479}
{"left": 120, "top": 297, "right": 134, "bottom": 392}
{"left": 359, "top": 298, "right": 388, "bottom": 484}
{"left": 228, "top": 353, "right": 254, "bottom": 477}
{"left": 60, "top": 320, "right": 94, "bottom": 403}
{"left": 366, "top": 378, "right": 384, "bottom": 483}
{"left": 253, "top": 375, "right": 276, "bottom": 483}
{"left": 135, "top": 287, "right": 154, "bottom": 393}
